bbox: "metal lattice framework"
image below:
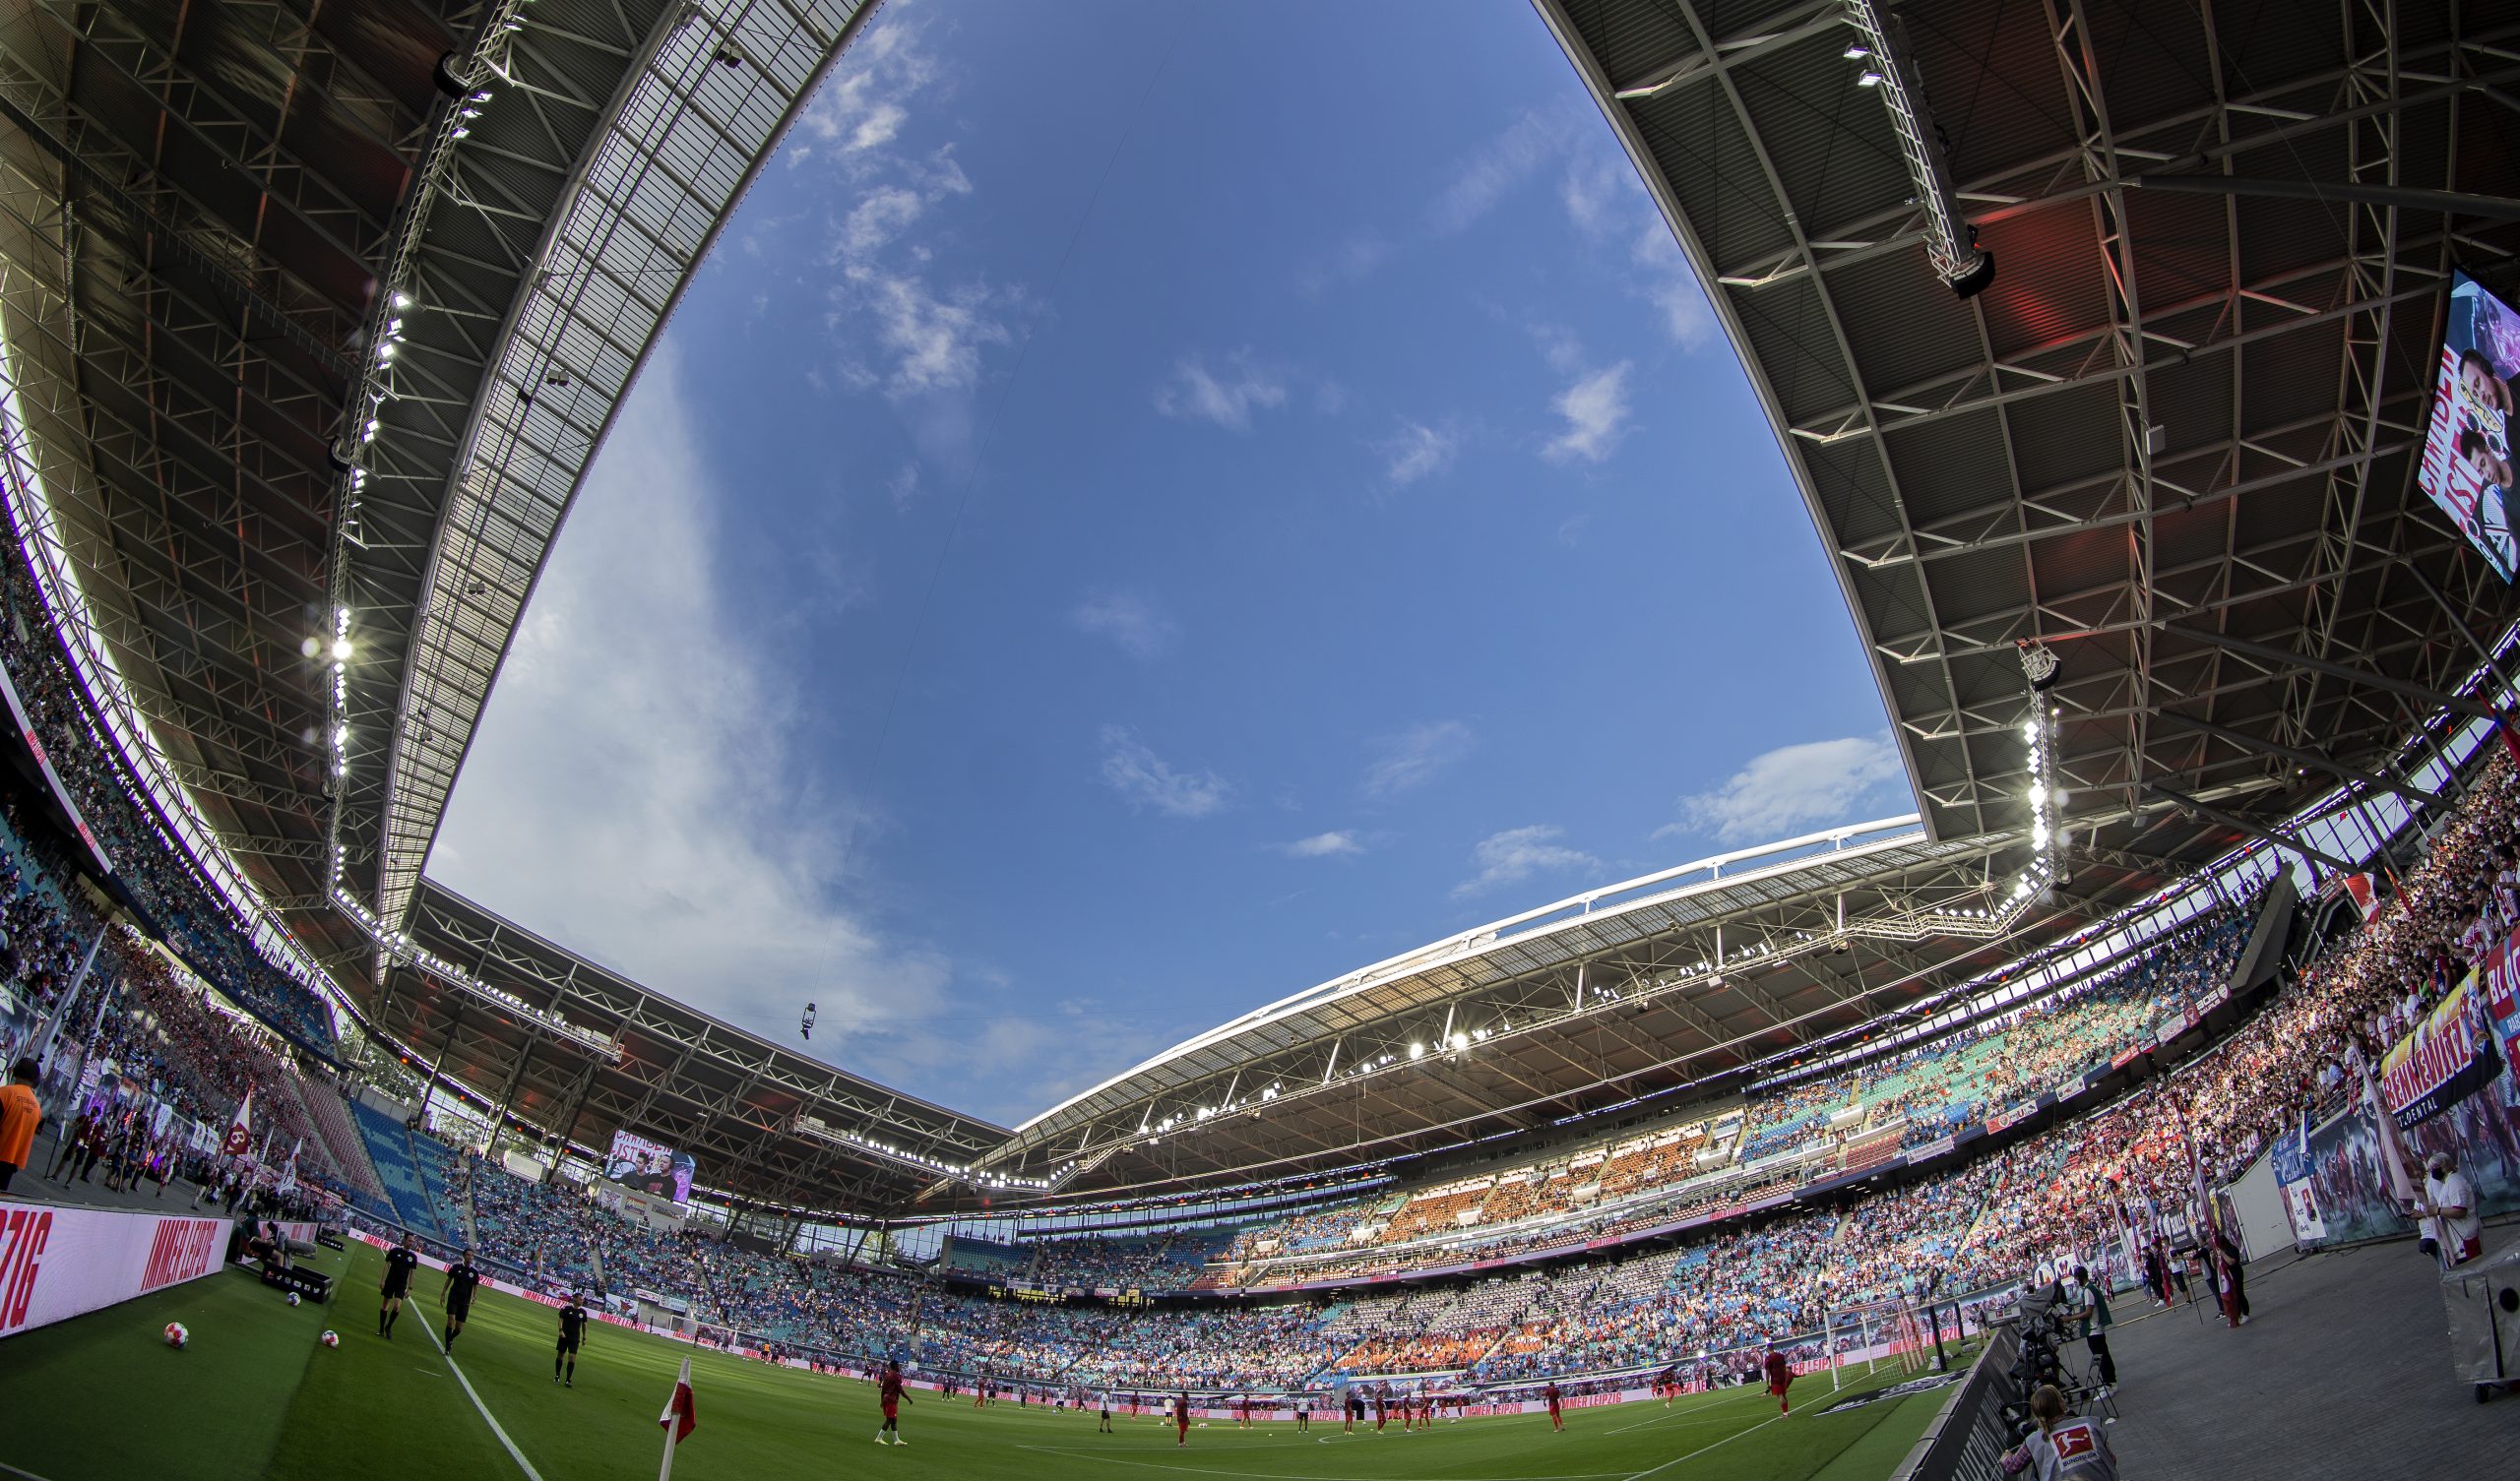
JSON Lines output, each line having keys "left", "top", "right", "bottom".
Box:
{"left": 965, "top": 819, "right": 2083, "bottom": 1200}
{"left": 5, "top": 0, "right": 2520, "bottom": 1218}
{"left": 378, "top": 881, "right": 1008, "bottom": 1211}
{"left": 1540, "top": 0, "right": 2520, "bottom": 869}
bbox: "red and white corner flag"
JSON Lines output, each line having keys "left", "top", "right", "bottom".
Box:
{"left": 220, "top": 1087, "right": 253, "bottom": 1158}
{"left": 658, "top": 1356, "right": 697, "bottom": 1478}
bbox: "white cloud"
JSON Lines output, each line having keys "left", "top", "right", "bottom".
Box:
{"left": 1432, "top": 111, "right": 1571, "bottom": 234}
{"left": 859, "top": 273, "right": 1012, "bottom": 397}
{"left": 1663, "top": 735, "right": 1908, "bottom": 845}
{"left": 1632, "top": 220, "right": 1715, "bottom": 350}
{"left": 1454, "top": 825, "right": 1600, "bottom": 898}
{"left": 1297, "top": 232, "right": 1393, "bottom": 297}
{"left": 885, "top": 462, "right": 920, "bottom": 511}
{"left": 1379, "top": 421, "right": 1460, "bottom": 486}
{"left": 429, "top": 346, "right": 959, "bottom": 1080}
{"left": 1153, "top": 352, "right": 1289, "bottom": 432}
{"left": 1362, "top": 719, "right": 1474, "bottom": 798}
{"left": 793, "top": 21, "right": 939, "bottom": 172}
{"left": 1070, "top": 591, "right": 1181, "bottom": 660}
{"left": 839, "top": 185, "right": 924, "bottom": 260}
{"left": 1277, "top": 831, "right": 1364, "bottom": 859}
{"left": 1098, "top": 725, "right": 1232, "bottom": 819}
{"left": 1561, "top": 155, "right": 1627, "bottom": 238}
{"left": 1544, "top": 361, "right": 1634, "bottom": 463}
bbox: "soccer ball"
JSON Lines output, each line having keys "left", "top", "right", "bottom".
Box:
{"left": 321, "top": 1330, "right": 340, "bottom": 1348}
{"left": 286, "top": 1292, "right": 301, "bottom": 1308}
{"left": 163, "top": 1322, "right": 188, "bottom": 1349}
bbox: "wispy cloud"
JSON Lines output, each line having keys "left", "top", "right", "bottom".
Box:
{"left": 791, "top": 21, "right": 938, "bottom": 170}
{"left": 1661, "top": 735, "right": 1908, "bottom": 845}
{"left": 1099, "top": 725, "right": 1232, "bottom": 819}
{"left": 1560, "top": 154, "right": 1628, "bottom": 239}
{"left": 1454, "top": 825, "right": 1600, "bottom": 898}
{"left": 1379, "top": 420, "right": 1461, "bottom": 486}
{"left": 1297, "top": 231, "right": 1393, "bottom": 297}
{"left": 1070, "top": 591, "right": 1181, "bottom": 661}
{"left": 1432, "top": 110, "right": 1574, "bottom": 234}
{"left": 800, "top": 20, "right": 1025, "bottom": 425}
{"left": 1544, "top": 361, "right": 1634, "bottom": 463}
{"left": 1276, "top": 830, "right": 1364, "bottom": 859}
{"left": 1632, "top": 220, "right": 1715, "bottom": 350}
{"left": 1153, "top": 351, "right": 1289, "bottom": 432}
{"left": 430, "top": 346, "right": 954, "bottom": 1075}
{"left": 1363, "top": 719, "right": 1474, "bottom": 798}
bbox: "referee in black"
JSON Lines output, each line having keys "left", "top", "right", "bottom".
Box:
{"left": 556, "top": 1293, "right": 591, "bottom": 1386}
{"left": 441, "top": 1250, "right": 483, "bottom": 1355}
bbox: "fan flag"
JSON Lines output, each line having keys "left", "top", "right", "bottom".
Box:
{"left": 220, "top": 1087, "right": 253, "bottom": 1157}
{"left": 660, "top": 1356, "right": 697, "bottom": 1445}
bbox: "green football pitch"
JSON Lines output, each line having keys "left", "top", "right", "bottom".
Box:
{"left": 0, "top": 1240, "right": 1961, "bottom": 1481}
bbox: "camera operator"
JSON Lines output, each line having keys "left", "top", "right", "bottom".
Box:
{"left": 2062, "top": 1265, "right": 2115, "bottom": 1396}
{"left": 2003, "top": 1384, "right": 2118, "bottom": 1479}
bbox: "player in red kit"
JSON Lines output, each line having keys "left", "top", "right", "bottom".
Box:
{"left": 1173, "top": 1392, "right": 1191, "bottom": 1448}
{"left": 1764, "top": 1345, "right": 1796, "bottom": 1414}
{"left": 1544, "top": 1380, "right": 1564, "bottom": 1432}
{"left": 877, "top": 1359, "right": 913, "bottom": 1446}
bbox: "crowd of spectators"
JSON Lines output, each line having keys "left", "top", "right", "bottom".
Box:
{"left": 0, "top": 560, "right": 334, "bottom": 1050}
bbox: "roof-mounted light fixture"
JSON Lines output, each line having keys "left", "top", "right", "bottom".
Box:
{"left": 1840, "top": 0, "right": 1994, "bottom": 299}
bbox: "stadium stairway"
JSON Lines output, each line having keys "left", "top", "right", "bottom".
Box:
{"left": 303, "top": 1081, "right": 390, "bottom": 1209}
{"left": 410, "top": 1131, "right": 473, "bottom": 1246}
{"left": 350, "top": 1098, "right": 443, "bottom": 1237}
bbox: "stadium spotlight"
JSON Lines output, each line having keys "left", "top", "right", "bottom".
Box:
{"left": 1407, "top": 1042, "right": 1425, "bottom": 1060}
{"left": 1856, "top": 70, "right": 1883, "bottom": 87}
{"left": 1450, "top": 1032, "right": 1470, "bottom": 1052}
{"left": 332, "top": 637, "right": 354, "bottom": 661}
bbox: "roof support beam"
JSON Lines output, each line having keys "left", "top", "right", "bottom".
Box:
{"left": 2159, "top": 620, "right": 2502, "bottom": 722}
{"left": 2141, "top": 784, "right": 2356, "bottom": 872}
{"left": 2156, "top": 714, "right": 2449, "bottom": 807}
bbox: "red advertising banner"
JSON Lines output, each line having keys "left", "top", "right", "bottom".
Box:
{"left": 0, "top": 1203, "right": 229, "bottom": 1339}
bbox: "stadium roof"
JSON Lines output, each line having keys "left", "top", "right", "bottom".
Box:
{"left": 1539, "top": 0, "right": 2520, "bottom": 882}
{"left": 375, "top": 879, "right": 1008, "bottom": 1211}
{"left": 962, "top": 817, "right": 2072, "bottom": 1200}
{"left": 6, "top": 0, "right": 2520, "bottom": 1218}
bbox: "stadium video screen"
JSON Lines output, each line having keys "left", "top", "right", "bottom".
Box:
{"left": 603, "top": 1129, "right": 694, "bottom": 1204}
{"left": 2418, "top": 271, "right": 2520, "bottom": 583}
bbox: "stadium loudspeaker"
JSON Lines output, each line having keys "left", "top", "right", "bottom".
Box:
{"left": 432, "top": 52, "right": 469, "bottom": 99}
{"left": 1947, "top": 250, "right": 1997, "bottom": 300}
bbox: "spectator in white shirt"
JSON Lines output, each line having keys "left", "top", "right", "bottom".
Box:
{"left": 2412, "top": 1152, "right": 2484, "bottom": 1267}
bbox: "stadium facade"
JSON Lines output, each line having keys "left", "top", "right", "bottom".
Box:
{"left": 0, "top": 0, "right": 2514, "bottom": 1247}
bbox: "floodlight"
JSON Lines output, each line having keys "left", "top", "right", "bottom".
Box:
{"left": 1857, "top": 70, "right": 1882, "bottom": 87}
{"left": 1407, "top": 1042, "right": 1425, "bottom": 1060}
{"left": 332, "top": 637, "right": 354, "bottom": 661}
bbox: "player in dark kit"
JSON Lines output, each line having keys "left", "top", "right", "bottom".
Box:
{"left": 555, "top": 1296, "right": 591, "bottom": 1385}
{"left": 1763, "top": 1344, "right": 1796, "bottom": 1415}
{"left": 1544, "top": 1380, "right": 1564, "bottom": 1433}
{"left": 379, "top": 1239, "right": 420, "bottom": 1338}
{"left": 1172, "top": 1392, "right": 1191, "bottom": 1449}
{"left": 877, "top": 1359, "right": 913, "bottom": 1446}
{"left": 441, "top": 1252, "right": 483, "bottom": 1354}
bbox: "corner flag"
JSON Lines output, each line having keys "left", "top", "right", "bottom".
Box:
{"left": 658, "top": 1356, "right": 697, "bottom": 1478}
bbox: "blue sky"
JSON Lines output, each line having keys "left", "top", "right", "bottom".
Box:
{"left": 429, "top": 0, "right": 1906, "bottom": 1128}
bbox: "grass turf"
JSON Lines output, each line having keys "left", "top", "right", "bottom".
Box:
{"left": 0, "top": 1240, "right": 1962, "bottom": 1481}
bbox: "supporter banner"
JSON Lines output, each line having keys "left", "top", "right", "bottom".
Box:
{"left": 2301, "top": 1105, "right": 2412, "bottom": 1244}
{"left": 2269, "top": 1113, "right": 2325, "bottom": 1244}
{"left": 2379, "top": 979, "right": 2500, "bottom": 1128}
{"left": 0, "top": 1203, "right": 229, "bottom": 1339}
{"left": 2478, "top": 931, "right": 2520, "bottom": 1102}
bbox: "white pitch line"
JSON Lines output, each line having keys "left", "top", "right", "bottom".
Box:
{"left": 406, "top": 1304, "right": 545, "bottom": 1481}
{"left": 1014, "top": 1444, "right": 1630, "bottom": 1481}
{"left": 1618, "top": 1411, "right": 1784, "bottom": 1481}
{"left": 1604, "top": 1406, "right": 1760, "bottom": 1437}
